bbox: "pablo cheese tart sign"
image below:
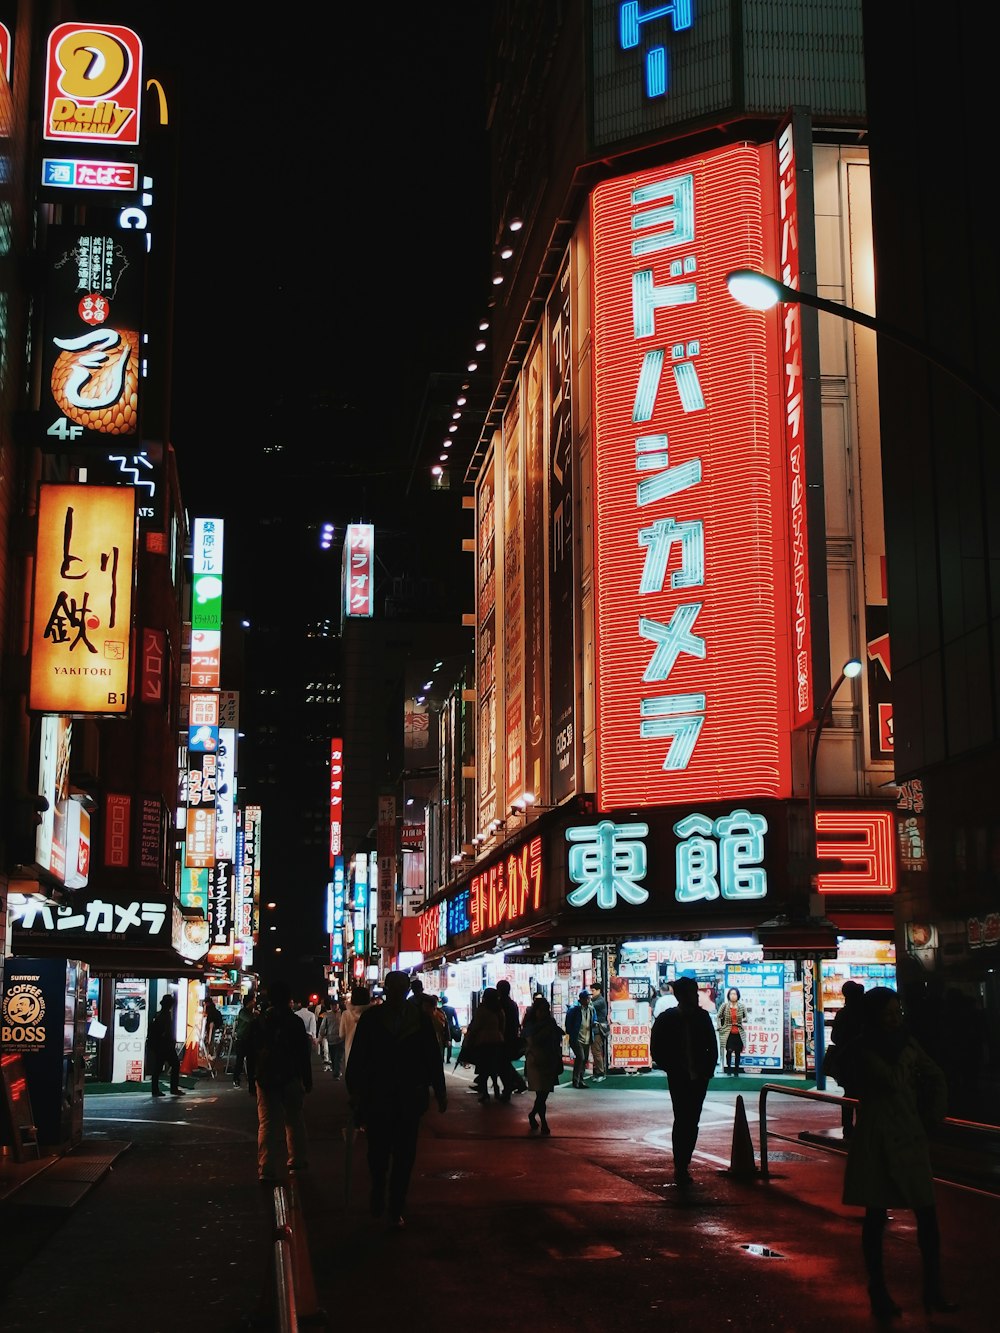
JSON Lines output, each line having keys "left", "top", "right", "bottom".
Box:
{"left": 29, "top": 483, "right": 136, "bottom": 715}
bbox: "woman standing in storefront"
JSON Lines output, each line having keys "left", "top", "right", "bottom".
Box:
{"left": 716, "top": 987, "right": 747, "bottom": 1075}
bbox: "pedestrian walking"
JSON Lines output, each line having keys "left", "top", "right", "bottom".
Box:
{"left": 458, "top": 988, "right": 506, "bottom": 1101}
{"left": 340, "top": 985, "right": 371, "bottom": 1065}
{"left": 716, "top": 987, "right": 748, "bottom": 1075}
{"left": 202, "top": 994, "right": 224, "bottom": 1051}
{"left": 439, "top": 993, "right": 461, "bottom": 1065}
{"left": 840, "top": 986, "right": 956, "bottom": 1320}
{"left": 248, "top": 980, "right": 313, "bottom": 1183}
{"left": 232, "top": 992, "right": 256, "bottom": 1089}
{"left": 589, "top": 982, "right": 609, "bottom": 1080}
{"left": 421, "top": 992, "right": 448, "bottom": 1062}
{"left": 522, "top": 995, "right": 564, "bottom": 1135}
{"left": 496, "top": 978, "right": 527, "bottom": 1096}
{"left": 293, "top": 997, "right": 319, "bottom": 1052}
{"left": 322, "top": 999, "right": 346, "bottom": 1078}
{"left": 147, "top": 993, "right": 186, "bottom": 1098}
{"left": 827, "top": 979, "right": 864, "bottom": 1136}
{"left": 345, "top": 970, "right": 447, "bottom": 1228}
{"left": 565, "top": 988, "right": 594, "bottom": 1087}
{"left": 649, "top": 975, "right": 718, "bottom": 1186}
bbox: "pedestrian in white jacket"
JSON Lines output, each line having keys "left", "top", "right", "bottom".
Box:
{"left": 340, "top": 985, "right": 372, "bottom": 1066}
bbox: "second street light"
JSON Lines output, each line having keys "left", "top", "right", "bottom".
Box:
{"left": 725, "top": 269, "right": 1000, "bottom": 420}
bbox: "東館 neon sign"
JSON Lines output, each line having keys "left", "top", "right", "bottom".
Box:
{"left": 566, "top": 810, "right": 770, "bottom": 908}
{"left": 591, "top": 146, "right": 793, "bottom": 810}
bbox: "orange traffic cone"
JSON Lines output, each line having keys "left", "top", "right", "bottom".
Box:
{"left": 179, "top": 1041, "right": 199, "bottom": 1075}
{"left": 727, "top": 1094, "right": 758, "bottom": 1178}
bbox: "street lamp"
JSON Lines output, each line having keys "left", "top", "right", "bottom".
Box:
{"left": 806, "top": 657, "right": 862, "bottom": 1089}
{"left": 725, "top": 270, "right": 1000, "bottom": 419}
{"left": 807, "top": 657, "right": 863, "bottom": 883}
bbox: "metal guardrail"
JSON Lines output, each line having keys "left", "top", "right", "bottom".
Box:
{"left": 272, "top": 1183, "right": 299, "bottom": 1333}
{"left": 757, "top": 1082, "right": 1000, "bottom": 1181}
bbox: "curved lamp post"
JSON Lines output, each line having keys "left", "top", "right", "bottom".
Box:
{"left": 808, "top": 658, "right": 864, "bottom": 880}
{"left": 800, "top": 658, "right": 862, "bottom": 1089}
{"left": 725, "top": 269, "right": 1000, "bottom": 420}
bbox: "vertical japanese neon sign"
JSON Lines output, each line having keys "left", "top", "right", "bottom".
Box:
{"left": 591, "top": 146, "right": 792, "bottom": 809}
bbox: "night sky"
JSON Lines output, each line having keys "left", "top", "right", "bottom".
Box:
{"left": 152, "top": 3, "right": 495, "bottom": 517}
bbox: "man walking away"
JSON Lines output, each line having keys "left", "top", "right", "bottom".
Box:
{"left": 565, "top": 989, "right": 594, "bottom": 1088}
{"left": 249, "top": 980, "right": 313, "bottom": 1183}
{"left": 346, "top": 970, "right": 447, "bottom": 1229}
{"left": 496, "top": 978, "right": 528, "bottom": 1096}
{"left": 293, "top": 997, "right": 319, "bottom": 1053}
{"left": 589, "top": 982, "right": 609, "bottom": 1081}
{"left": 650, "top": 975, "right": 719, "bottom": 1188}
{"left": 148, "top": 994, "right": 186, "bottom": 1098}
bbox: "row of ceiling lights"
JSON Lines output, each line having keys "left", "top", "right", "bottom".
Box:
{"left": 431, "top": 216, "right": 523, "bottom": 480}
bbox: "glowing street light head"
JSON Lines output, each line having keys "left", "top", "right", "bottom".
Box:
{"left": 843, "top": 658, "right": 863, "bottom": 679}
{"left": 725, "top": 268, "right": 784, "bottom": 311}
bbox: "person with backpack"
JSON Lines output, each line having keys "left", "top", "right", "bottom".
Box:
{"left": 248, "top": 979, "right": 313, "bottom": 1183}
{"left": 649, "top": 976, "right": 719, "bottom": 1188}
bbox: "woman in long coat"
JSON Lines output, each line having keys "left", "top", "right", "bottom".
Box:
{"left": 715, "top": 987, "right": 747, "bottom": 1074}
{"left": 841, "top": 986, "right": 955, "bottom": 1320}
{"left": 521, "top": 995, "right": 564, "bottom": 1135}
{"left": 458, "top": 988, "right": 506, "bottom": 1102}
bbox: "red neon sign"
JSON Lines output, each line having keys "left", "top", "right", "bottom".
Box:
{"left": 329, "top": 738, "right": 343, "bottom": 864}
{"left": 418, "top": 903, "right": 442, "bottom": 954}
{"left": 591, "top": 147, "right": 792, "bottom": 809}
{"left": 775, "top": 121, "right": 814, "bottom": 728}
{"left": 470, "top": 835, "right": 544, "bottom": 936}
{"left": 815, "top": 810, "right": 896, "bottom": 894}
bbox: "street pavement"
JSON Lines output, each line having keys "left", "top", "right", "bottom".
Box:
{"left": 0, "top": 1058, "right": 996, "bottom": 1332}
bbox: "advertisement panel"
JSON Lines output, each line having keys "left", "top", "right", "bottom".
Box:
{"left": 523, "top": 335, "right": 548, "bottom": 802}
{"left": 590, "top": 147, "right": 792, "bottom": 809}
{"left": 44, "top": 22, "right": 143, "bottom": 146}
{"left": 343, "top": 523, "right": 375, "bottom": 618}
{"left": 775, "top": 114, "right": 819, "bottom": 728}
{"left": 40, "top": 227, "right": 144, "bottom": 444}
{"left": 329, "top": 738, "right": 343, "bottom": 863}
{"left": 30, "top": 484, "right": 136, "bottom": 715}
{"left": 547, "top": 251, "right": 577, "bottom": 802}
{"left": 35, "top": 715, "right": 72, "bottom": 880}
{"left": 191, "top": 518, "right": 224, "bottom": 632}
{"left": 502, "top": 386, "right": 524, "bottom": 808}
{"left": 476, "top": 456, "right": 499, "bottom": 832}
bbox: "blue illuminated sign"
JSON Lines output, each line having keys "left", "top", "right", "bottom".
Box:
{"left": 619, "top": 0, "right": 694, "bottom": 99}
{"left": 566, "top": 820, "right": 650, "bottom": 908}
{"left": 674, "top": 809, "right": 768, "bottom": 901}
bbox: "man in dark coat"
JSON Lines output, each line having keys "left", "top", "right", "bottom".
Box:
{"left": 650, "top": 976, "right": 718, "bottom": 1186}
{"left": 830, "top": 980, "right": 865, "bottom": 1137}
{"left": 148, "top": 994, "right": 185, "bottom": 1098}
{"left": 346, "top": 970, "right": 447, "bottom": 1228}
{"left": 496, "top": 978, "right": 527, "bottom": 1096}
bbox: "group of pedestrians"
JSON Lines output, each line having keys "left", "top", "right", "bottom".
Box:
{"left": 236, "top": 967, "right": 959, "bottom": 1319}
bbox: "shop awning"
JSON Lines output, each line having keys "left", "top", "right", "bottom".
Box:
{"left": 10, "top": 943, "right": 207, "bottom": 979}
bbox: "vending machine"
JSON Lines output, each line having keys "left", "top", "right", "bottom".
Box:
{"left": 0, "top": 957, "right": 89, "bottom": 1149}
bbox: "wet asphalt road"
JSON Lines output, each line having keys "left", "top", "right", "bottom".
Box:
{"left": 0, "top": 1062, "right": 996, "bottom": 1332}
